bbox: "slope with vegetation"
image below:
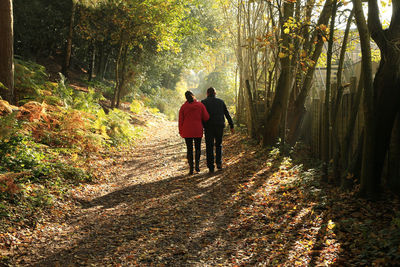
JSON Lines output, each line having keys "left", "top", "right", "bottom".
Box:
{"left": 0, "top": 59, "right": 148, "bottom": 235}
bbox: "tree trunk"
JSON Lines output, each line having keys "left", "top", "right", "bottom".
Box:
{"left": 354, "top": 0, "right": 400, "bottom": 198}
{"left": 0, "top": 0, "right": 14, "bottom": 103}
{"left": 235, "top": 1, "right": 245, "bottom": 125}
{"left": 332, "top": 9, "right": 354, "bottom": 183}
{"left": 262, "top": 0, "right": 294, "bottom": 147}
{"left": 88, "top": 42, "right": 96, "bottom": 82}
{"left": 370, "top": 53, "right": 400, "bottom": 194}
{"left": 236, "top": 74, "right": 245, "bottom": 125}
{"left": 96, "top": 42, "right": 104, "bottom": 78}
{"left": 352, "top": 0, "right": 376, "bottom": 198}
{"left": 62, "top": 0, "right": 76, "bottom": 77}
{"left": 115, "top": 45, "right": 128, "bottom": 108}
{"left": 387, "top": 113, "right": 400, "bottom": 193}
{"left": 370, "top": 0, "right": 400, "bottom": 194}
{"left": 245, "top": 79, "right": 257, "bottom": 138}
{"left": 348, "top": 129, "right": 365, "bottom": 182}
{"left": 102, "top": 51, "right": 110, "bottom": 80}
{"left": 112, "top": 33, "right": 124, "bottom": 109}
{"left": 287, "top": 0, "right": 333, "bottom": 144}
{"left": 340, "top": 75, "right": 363, "bottom": 189}
{"left": 322, "top": 0, "right": 337, "bottom": 182}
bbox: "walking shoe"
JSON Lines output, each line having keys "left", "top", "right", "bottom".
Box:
{"left": 216, "top": 163, "right": 222, "bottom": 170}
{"left": 195, "top": 162, "right": 200, "bottom": 173}
{"left": 189, "top": 165, "right": 194, "bottom": 175}
{"left": 208, "top": 168, "right": 214, "bottom": 174}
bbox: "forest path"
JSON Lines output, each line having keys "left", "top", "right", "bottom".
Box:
{"left": 8, "top": 114, "right": 395, "bottom": 266}
{"left": 12, "top": 115, "right": 271, "bottom": 266}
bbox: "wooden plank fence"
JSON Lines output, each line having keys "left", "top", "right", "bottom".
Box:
{"left": 307, "top": 77, "right": 364, "bottom": 160}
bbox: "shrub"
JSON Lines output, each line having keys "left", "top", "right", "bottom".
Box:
{"left": 55, "top": 163, "right": 93, "bottom": 184}
{"left": 14, "top": 58, "right": 53, "bottom": 104}
{"left": 105, "top": 109, "right": 138, "bottom": 146}
{"left": 130, "top": 100, "right": 144, "bottom": 114}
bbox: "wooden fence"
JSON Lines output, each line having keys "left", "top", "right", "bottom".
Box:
{"left": 304, "top": 76, "right": 364, "bottom": 160}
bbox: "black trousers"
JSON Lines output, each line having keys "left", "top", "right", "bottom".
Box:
{"left": 204, "top": 126, "right": 224, "bottom": 170}
{"left": 184, "top": 138, "right": 202, "bottom": 168}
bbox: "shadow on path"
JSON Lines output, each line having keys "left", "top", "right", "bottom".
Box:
{"left": 31, "top": 133, "right": 277, "bottom": 266}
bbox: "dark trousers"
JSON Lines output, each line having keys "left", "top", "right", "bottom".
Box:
{"left": 204, "top": 126, "right": 224, "bottom": 170}
{"left": 185, "top": 138, "right": 202, "bottom": 168}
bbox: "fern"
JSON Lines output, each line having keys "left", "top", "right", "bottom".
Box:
{"left": 130, "top": 100, "right": 144, "bottom": 114}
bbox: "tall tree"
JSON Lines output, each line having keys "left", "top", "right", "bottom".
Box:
{"left": 262, "top": 0, "right": 294, "bottom": 146}
{"left": 62, "top": 0, "right": 76, "bottom": 77}
{"left": 351, "top": 0, "right": 400, "bottom": 197}
{"left": 322, "top": 0, "right": 337, "bottom": 181}
{"left": 286, "top": 0, "right": 333, "bottom": 144}
{"left": 331, "top": 9, "right": 354, "bottom": 184}
{"left": 364, "top": 0, "right": 400, "bottom": 197}
{"left": 0, "top": 0, "right": 14, "bottom": 103}
{"left": 352, "top": 0, "right": 377, "bottom": 197}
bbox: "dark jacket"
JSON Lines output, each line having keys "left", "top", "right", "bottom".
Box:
{"left": 201, "top": 95, "right": 234, "bottom": 129}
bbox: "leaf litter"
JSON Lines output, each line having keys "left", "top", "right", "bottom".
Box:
{"left": 2, "top": 115, "right": 400, "bottom": 266}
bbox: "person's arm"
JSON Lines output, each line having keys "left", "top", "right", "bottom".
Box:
{"left": 201, "top": 103, "right": 210, "bottom": 122}
{"left": 223, "top": 102, "right": 234, "bottom": 131}
{"left": 178, "top": 106, "right": 184, "bottom": 137}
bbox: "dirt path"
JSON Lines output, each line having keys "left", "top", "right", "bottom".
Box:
{"left": 10, "top": 117, "right": 262, "bottom": 266}
{"left": 8, "top": 115, "right": 400, "bottom": 266}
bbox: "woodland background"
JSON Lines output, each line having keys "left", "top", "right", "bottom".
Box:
{"left": 0, "top": 0, "right": 400, "bottom": 265}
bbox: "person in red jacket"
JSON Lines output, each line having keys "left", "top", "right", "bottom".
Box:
{"left": 179, "top": 91, "right": 210, "bottom": 175}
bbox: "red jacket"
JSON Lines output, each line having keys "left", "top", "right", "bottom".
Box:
{"left": 179, "top": 100, "right": 209, "bottom": 138}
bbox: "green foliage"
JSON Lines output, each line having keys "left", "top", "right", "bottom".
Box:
{"left": 0, "top": 134, "right": 44, "bottom": 173}
{"left": 73, "top": 88, "right": 104, "bottom": 113}
{"left": 0, "top": 131, "right": 91, "bottom": 185}
{"left": 1, "top": 60, "right": 139, "bottom": 220}
{"left": 14, "top": 58, "right": 56, "bottom": 104}
{"left": 195, "top": 65, "right": 236, "bottom": 112}
{"left": 0, "top": 81, "right": 6, "bottom": 91}
{"left": 93, "top": 108, "right": 142, "bottom": 146}
{"left": 22, "top": 184, "right": 54, "bottom": 208}
{"left": 0, "top": 115, "right": 46, "bottom": 175}
{"left": 0, "top": 113, "right": 19, "bottom": 141}
{"left": 88, "top": 80, "right": 115, "bottom": 101}
{"left": 48, "top": 163, "right": 93, "bottom": 185}
{"left": 105, "top": 109, "right": 140, "bottom": 146}
{"left": 130, "top": 100, "right": 144, "bottom": 114}
{"left": 54, "top": 74, "right": 74, "bottom": 106}
{"left": 146, "top": 88, "right": 182, "bottom": 120}
{"left": 54, "top": 74, "right": 104, "bottom": 111}
{"left": 13, "top": 0, "right": 72, "bottom": 57}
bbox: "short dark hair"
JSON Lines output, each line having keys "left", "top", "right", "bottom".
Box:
{"left": 207, "top": 87, "right": 216, "bottom": 96}
{"left": 185, "top": 91, "right": 194, "bottom": 103}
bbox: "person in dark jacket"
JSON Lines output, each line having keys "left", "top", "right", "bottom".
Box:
{"left": 179, "top": 91, "right": 210, "bottom": 175}
{"left": 201, "top": 87, "right": 234, "bottom": 173}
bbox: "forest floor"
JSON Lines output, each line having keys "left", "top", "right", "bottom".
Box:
{"left": 3, "top": 113, "right": 400, "bottom": 266}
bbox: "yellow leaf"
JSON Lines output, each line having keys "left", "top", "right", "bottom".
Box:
{"left": 279, "top": 52, "right": 287, "bottom": 58}
{"left": 327, "top": 220, "right": 336, "bottom": 230}
{"left": 284, "top": 28, "right": 290, "bottom": 34}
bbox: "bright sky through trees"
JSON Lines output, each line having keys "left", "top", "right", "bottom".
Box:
{"left": 337, "top": 0, "right": 392, "bottom": 29}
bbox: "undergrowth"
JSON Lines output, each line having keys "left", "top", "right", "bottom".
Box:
{"left": 0, "top": 59, "right": 147, "bottom": 231}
